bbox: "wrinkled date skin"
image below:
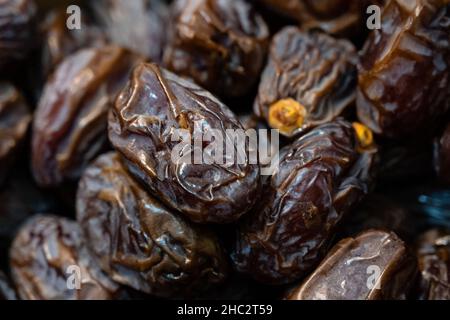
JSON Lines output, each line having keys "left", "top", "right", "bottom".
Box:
{"left": 0, "top": 0, "right": 36, "bottom": 68}
{"left": 254, "top": 27, "right": 358, "bottom": 138}
{"left": 357, "top": 0, "right": 450, "bottom": 139}
{"left": 40, "top": 8, "right": 107, "bottom": 78}
{"left": 286, "top": 230, "right": 418, "bottom": 300}
{"left": 109, "top": 63, "right": 261, "bottom": 224}
{"left": 0, "top": 271, "right": 17, "bottom": 300}
{"left": 32, "top": 46, "right": 144, "bottom": 187}
{"left": 90, "top": 0, "right": 169, "bottom": 63}
{"left": 10, "top": 215, "right": 121, "bottom": 300}
{"left": 76, "top": 152, "right": 228, "bottom": 297}
{"left": 258, "top": 0, "right": 384, "bottom": 37}
{"left": 416, "top": 229, "right": 450, "bottom": 300}
{"left": 0, "top": 82, "right": 31, "bottom": 185}
{"left": 434, "top": 123, "right": 450, "bottom": 184}
{"left": 163, "top": 0, "right": 269, "bottom": 98}
{"left": 232, "top": 120, "right": 378, "bottom": 284}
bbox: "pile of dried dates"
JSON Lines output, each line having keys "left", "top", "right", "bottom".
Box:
{"left": 0, "top": 0, "right": 449, "bottom": 300}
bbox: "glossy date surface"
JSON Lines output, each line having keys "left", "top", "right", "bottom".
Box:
{"left": 286, "top": 230, "right": 418, "bottom": 300}
{"left": 357, "top": 0, "right": 450, "bottom": 139}
{"left": 254, "top": 27, "right": 357, "bottom": 138}
{"left": 416, "top": 229, "right": 450, "bottom": 300}
{"left": 232, "top": 120, "right": 378, "bottom": 284}
{"left": 10, "top": 215, "right": 121, "bottom": 300}
{"left": 163, "top": 0, "right": 269, "bottom": 98}
{"left": 76, "top": 152, "right": 228, "bottom": 297}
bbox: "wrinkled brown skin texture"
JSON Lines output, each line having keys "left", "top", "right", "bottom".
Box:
{"left": 258, "top": 0, "right": 385, "bottom": 37}
{"left": 163, "top": 0, "right": 269, "bottom": 98}
{"left": 0, "top": 0, "right": 36, "bottom": 68}
{"left": 32, "top": 46, "right": 144, "bottom": 187}
{"left": 0, "top": 83, "right": 31, "bottom": 185}
{"left": 76, "top": 152, "right": 228, "bottom": 297}
{"left": 232, "top": 120, "right": 378, "bottom": 285}
{"left": 416, "top": 229, "right": 450, "bottom": 300}
{"left": 90, "top": 0, "right": 169, "bottom": 63}
{"left": 10, "top": 215, "right": 121, "bottom": 300}
{"left": 0, "top": 271, "right": 17, "bottom": 300}
{"left": 109, "top": 63, "right": 261, "bottom": 224}
{"left": 357, "top": 0, "right": 450, "bottom": 139}
{"left": 286, "top": 230, "right": 418, "bottom": 300}
{"left": 254, "top": 27, "right": 358, "bottom": 138}
{"left": 0, "top": 172, "right": 59, "bottom": 244}
{"left": 338, "top": 194, "right": 413, "bottom": 241}
{"left": 40, "top": 8, "right": 107, "bottom": 78}
{"left": 434, "top": 123, "right": 450, "bottom": 184}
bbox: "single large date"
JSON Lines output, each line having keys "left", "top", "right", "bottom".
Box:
{"left": 163, "top": 0, "right": 269, "bottom": 98}
{"left": 232, "top": 120, "right": 378, "bottom": 284}
{"left": 32, "top": 46, "right": 144, "bottom": 187}
{"left": 254, "top": 27, "right": 357, "bottom": 138}
{"left": 76, "top": 152, "right": 228, "bottom": 297}
{"left": 286, "top": 230, "right": 418, "bottom": 300}
{"left": 357, "top": 0, "right": 450, "bottom": 139}
{"left": 10, "top": 215, "right": 121, "bottom": 300}
{"left": 108, "top": 63, "right": 261, "bottom": 224}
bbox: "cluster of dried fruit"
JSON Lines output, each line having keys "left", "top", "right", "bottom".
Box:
{"left": 0, "top": 0, "right": 449, "bottom": 301}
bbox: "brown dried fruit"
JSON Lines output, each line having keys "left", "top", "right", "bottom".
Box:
{"left": 357, "top": 0, "right": 450, "bottom": 139}
{"left": 254, "top": 27, "right": 357, "bottom": 138}
{"left": 10, "top": 215, "right": 121, "bottom": 300}
{"left": 108, "top": 63, "right": 261, "bottom": 224}
{"left": 163, "top": 0, "right": 269, "bottom": 98}
{"left": 232, "top": 120, "right": 378, "bottom": 284}
{"left": 286, "top": 230, "right": 418, "bottom": 300}
{"left": 32, "top": 46, "right": 144, "bottom": 187}
{"left": 76, "top": 152, "right": 228, "bottom": 297}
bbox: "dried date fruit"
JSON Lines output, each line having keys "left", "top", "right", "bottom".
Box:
{"left": 416, "top": 229, "right": 450, "bottom": 300}
{"left": 163, "top": 0, "right": 269, "bottom": 98}
{"left": 232, "top": 120, "right": 378, "bottom": 284}
{"left": 286, "top": 230, "right": 418, "bottom": 300}
{"left": 10, "top": 215, "right": 121, "bottom": 300}
{"left": 357, "top": 0, "right": 450, "bottom": 139}
{"left": 32, "top": 46, "right": 144, "bottom": 187}
{"left": 339, "top": 194, "right": 413, "bottom": 241}
{"left": 0, "top": 0, "right": 37, "bottom": 68}
{"left": 434, "top": 123, "right": 450, "bottom": 184}
{"left": 0, "top": 271, "right": 17, "bottom": 300}
{"left": 40, "top": 8, "right": 107, "bottom": 78}
{"left": 108, "top": 63, "right": 261, "bottom": 224}
{"left": 89, "top": 0, "right": 169, "bottom": 63}
{"left": 258, "top": 0, "right": 385, "bottom": 37}
{"left": 0, "top": 82, "right": 31, "bottom": 185}
{"left": 254, "top": 27, "right": 357, "bottom": 138}
{"left": 76, "top": 152, "right": 228, "bottom": 297}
